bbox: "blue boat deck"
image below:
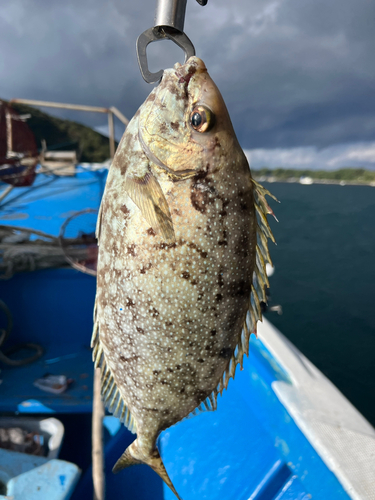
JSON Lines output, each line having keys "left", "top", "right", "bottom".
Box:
{"left": 0, "top": 168, "right": 105, "bottom": 414}
{"left": 0, "top": 169, "right": 353, "bottom": 500}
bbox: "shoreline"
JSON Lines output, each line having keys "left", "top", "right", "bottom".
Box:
{"left": 253, "top": 176, "right": 375, "bottom": 187}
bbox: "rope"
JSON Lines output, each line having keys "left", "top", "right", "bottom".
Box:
{"left": 59, "top": 209, "right": 98, "bottom": 277}
{"left": 0, "top": 299, "right": 43, "bottom": 367}
{"left": 0, "top": 225, "right": 97, "bottom": 279}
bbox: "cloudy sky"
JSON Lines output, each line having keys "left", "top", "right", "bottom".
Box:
{"left": 1, "top": 0, "right": 374, "bottom": 169}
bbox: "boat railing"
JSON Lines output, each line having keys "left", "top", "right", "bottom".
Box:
{"left": 10, "top": 98, "right": 130, "bottom": 160}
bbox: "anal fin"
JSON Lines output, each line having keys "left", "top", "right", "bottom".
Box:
{"left": 91, "top": 299, "right": 137, "bottom": 434}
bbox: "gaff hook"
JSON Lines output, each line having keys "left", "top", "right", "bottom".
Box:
{"left": 136, "top": 0, "right": 208, "bottom": 84}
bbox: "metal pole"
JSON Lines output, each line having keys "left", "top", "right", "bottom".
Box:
{"left": 92, "top": 367, "right": 105, "bottom": 500}
{"left": 10, "top": 99, "right": 109, "bottom": 114}
{"left": 155, "top": 0, "right": 187, "bottom": 32}
{"left": 109, "top": 107, "right": 129, "bottom": 126}
{"left": 10, "top": 99, "right": 130, "bottom": 156}
{"left": 5, "top": 111, "right": 13, "bottom": 154}
{"left": 12, "top": 100, "right": 130, "bottom": 126}
{"left": 108, "top": 112, "right": 115, "bottom": 159}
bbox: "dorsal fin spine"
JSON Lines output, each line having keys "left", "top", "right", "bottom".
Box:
{"left": 202, "top": 399, "right": 210, "bottom": 411}
{"left": 91, "top": 322, "right": 99, "bottom": 348}
{"left": 224, "top": 368, "right": 230, "bottom": 389}
{"left": 251, "top": 287, "right": 262, "bottom": 322}
{"left": 257, "top": 212, "right": 275, "bottom": 242}
{"left": 95, "top": 199, "right": 104, "bottom": 241}
{"left": 257, "top": 228, "right": 273, "bottom": 267}
{"left": 254, "top": 266, "right": 267, "bottom": 302}
{"left": 120, "top": 405, "right": 126, "bottom": 422}
{"left": 253, "top": 274, "right": 266, "bottom": 304}
{"left": 92, "top": 340, "right": 99, "bottom": 361}
{"left": 208, "top": 392, "right": 217, "bottom": 410}
{"left": 104, "top": 380, "right": 116, "bottom": 402}
{"left": 114, "top": 399, "right": 122, "bottom": 417}
{"left": 108, "top": 389, "right": 119, "bottom": 412}
{"left": 103, "top": 374, "right": 113, "bottom": 394}
{"left": 242, "top": 320, "right": 251, "bottom": 357}
{"left": 256, "top": 245, "right": 268, "bottom": 279}
{"left": 93, "top": 343, "right": 103, "bottom": 368}
{"left": 236, "top": 342, "right": 245, "bottom": 370}
{"left": 229, "top": 356, "right": 236, "bottom": 380}
{"left": 101, "top": 364, "right": 109, "bottom": 384}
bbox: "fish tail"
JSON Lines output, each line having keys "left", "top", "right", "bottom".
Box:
{"left": 112, "top": 439, "right": 183, "bottom": 500}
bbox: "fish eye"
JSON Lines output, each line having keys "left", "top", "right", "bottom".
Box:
{"left": 189, "top": 106, "right": 215, "bottom": 133}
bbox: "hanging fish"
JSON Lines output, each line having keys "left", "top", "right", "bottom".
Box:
{"left": 92, "top": 56, "right": 276, "bottom": 499}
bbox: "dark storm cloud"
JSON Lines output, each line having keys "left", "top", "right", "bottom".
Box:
{"left": 0, "top": 0, "right": 374, "bottom": 151}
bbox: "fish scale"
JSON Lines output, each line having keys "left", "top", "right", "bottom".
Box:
{"left": 92, "top": 57, "right": 276, "bottom": 499}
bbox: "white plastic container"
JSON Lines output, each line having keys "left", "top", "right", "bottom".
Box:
{"left": 0, "top": 417, "right": 64, "bottom": 459}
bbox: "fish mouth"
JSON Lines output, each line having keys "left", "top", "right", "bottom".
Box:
{"left": 138, "top": 127, "right": 196, "bottom": 179}
{"left": 174, "top": 57, "right": 206, "bottom": 86}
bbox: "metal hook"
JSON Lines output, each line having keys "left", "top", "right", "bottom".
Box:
{"left": 136, "top": 0, "right": 207, "bottom": 84}
{"left": 136, "top": 27, "right": 195, "bottom": 84}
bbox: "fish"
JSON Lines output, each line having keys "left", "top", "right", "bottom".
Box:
{"left": 92, "top": 56, "right": 276, "bottom": 499}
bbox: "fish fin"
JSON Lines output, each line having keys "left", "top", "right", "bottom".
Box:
{"left": 95, "top": 198, "right": 104, "bottom": 242}
{"left": 184, "top": 389, "right": 219, "bottom": 420}
{"left": 91, "top": 300, "right": 137, "bottom": 434}
{"left": 251, "top": 178, "right": 277, "bottom": 317}
{"left": 113, "top": 440, "right": 183, "bottom": 500}
{"left": 217, "top": 180, "right": 277, "bottom": 394}
{"left": 124, "top": 171, "right": 175, "bottom": 244}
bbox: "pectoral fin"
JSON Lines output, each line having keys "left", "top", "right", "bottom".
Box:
{"left": 124, "top": 171, "right": 175, "bottom": 243}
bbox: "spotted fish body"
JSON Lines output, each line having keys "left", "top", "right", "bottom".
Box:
{"left": 92, "top": 57, "right": 275, "bottom": 498}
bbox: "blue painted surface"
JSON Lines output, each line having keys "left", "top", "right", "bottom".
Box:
{"left": 17, "top": 399, "right": 56, "bottom": 414}
{"left": 103, "top": 416, "right": 122, "bottom": 437}
{"left": 0, "top": 268, "right": 96, "bottom": 413}
{"left": 160, "top": 340, "right": 351, "bottom": 500}
{"left": 0, "top": 169, "right": 103, "bottom": 413}
{"left": 0, "top": 167, "right": 107, "bottom": 236}
{"left": 0, "top": 170, "right": 353, "bottom": 499}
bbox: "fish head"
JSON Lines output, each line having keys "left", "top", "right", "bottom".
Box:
{"left": 139, "top": 56, "right": 243, "bottom": 179}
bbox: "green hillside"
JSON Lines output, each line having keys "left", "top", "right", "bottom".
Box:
{"left": 10, "top": 102, "right": 116, "bottom": 163}
{"left": 253, "top": 167, "right": 375, "bottom": 184}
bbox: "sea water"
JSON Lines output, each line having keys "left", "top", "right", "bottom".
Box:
{"left": 264, "top": 182, "right": 375, "bottom": 427}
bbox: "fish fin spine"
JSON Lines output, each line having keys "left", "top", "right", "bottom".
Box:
{"left": 251, "top": 284, "right": 262, "bottom": 320}
{"left": 91, "top": 314, "right": 137, "bottom": 434}
{"left": 254, "top": 265, "right": 267, "bottom": 302}
{"left": 208, "top": 392, "right": 217, "bottom": 410}
{"left": 95, "top": 199, "right": 104, "bottom": 242}
{"left": 184, "top": 389, "right": 219, "bottom": 420}
{"left": 216, "top": 180, "right": 277, "bottom": 396}
{"left": 242, "top": 320, "right": 251, "bottom": 357}
{"left": 256, "top": 246, "right": 270, "bottom": 288}
{"left": 103, "top": 379, "right": 115, "bottom": 403}
{"left": 257, "top": 229, "right": 273, "bottom": 268}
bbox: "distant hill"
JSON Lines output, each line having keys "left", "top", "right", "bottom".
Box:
{"left": 253, "top": 167, "right": 375, "bottom": 185}
{"left": 10, "top": 102, "right": 116, "bottom": 163}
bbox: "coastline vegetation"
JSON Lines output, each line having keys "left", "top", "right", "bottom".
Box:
{"left": 11, "top": 102, "right": 115, "bottom": 163}
{"left": 5, "top": 101, "right": 375, "bottom": 181}
{"left": 252, "top": 167, "right": 375, "bottom": 184}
